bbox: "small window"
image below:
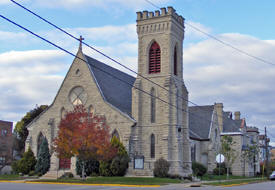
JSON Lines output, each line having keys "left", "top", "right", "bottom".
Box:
{"left": 112, "top": 129, "right": 120, "bottom": 141}
{"left": 149, "top": 42, "right": 161, "bottom": 74}
{"left": 150, "top": 134, "right": 155, "bottom": 158}
{"left": 1, "top": 129, "right": 7, "bottom": 136}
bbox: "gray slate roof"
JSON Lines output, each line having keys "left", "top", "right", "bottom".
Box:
{"left": 85, "top": 55, "right": 135, "bottom": 117}
{"left": 222, "top": 112, "right": 242, "bottom": 133}
{"left": 188, "top": 105, "right": 214, "bottom": 140}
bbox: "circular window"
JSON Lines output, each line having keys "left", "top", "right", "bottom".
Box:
{"left": 69, "top": 86, "right": 87, "bottom": 105}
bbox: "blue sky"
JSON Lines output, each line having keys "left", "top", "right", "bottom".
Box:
{"left": 1, "top": 0, "right": 275, "bottom": 143}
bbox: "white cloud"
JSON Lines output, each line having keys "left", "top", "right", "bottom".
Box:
{"left": 0, "top": 50, "right": 69, "bottom": 123}
{"left": 183, "top": 33, "right": 275, "bottom": 139}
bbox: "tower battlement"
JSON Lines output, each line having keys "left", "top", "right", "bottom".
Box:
{"left": 136, "top": 6, "right": 184, "bottom": 27}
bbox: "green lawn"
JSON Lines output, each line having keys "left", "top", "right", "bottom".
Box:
{"left": 0, "top": 174, "right": 22, "bottom": 180}
{"left": 201, "top": 174, "right": 255, "bottom": 181}
{"left": 36, "top": 177, "right": 182, "bottom": 185}
{"left": 205, "top": 178, "right": 268, "bottom": 186}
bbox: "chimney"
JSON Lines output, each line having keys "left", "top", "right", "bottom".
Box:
{"left": 234, "top": 111, "right": 241, "bottom": 120}
{"left": 214, "top": 103, "right": 223, "bottom": 132}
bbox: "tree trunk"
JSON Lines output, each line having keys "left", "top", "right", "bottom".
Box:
{"left": 82, "top": 160, "right": 85, "bottom": 180}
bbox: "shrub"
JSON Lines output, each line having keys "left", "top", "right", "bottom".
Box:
{"left": 59, "top": 172, "right": 74, "bottom": 179}
{"left": 76, "top": 158, "right": 99, "bottom": 177}
{"left": 99, "top": 161, "right": 112, "bottom": 176}
{"left": 110, "top": 155, "right": 129, "bottom": 176}
{"left": 213, "top": 167, "right": 226, "bottom": 175}
{"left": 11, "top": 161, "right": 19, "bottom": 174}
{"left": 192, "top": 162, "right": 207, "bottom": 177}
{"left": 35, "top": 138, "right": 51, "bottom": 175}
{"left": 28, "top": 170, "right": 36, "bottom": 176}
{"left": 153, "top": 158, "right": 170, "bottom": 177}
{"left": 16, "top": 147, "right": 36, "bottom": 175}
{"left": 169, "top": 174, "right": 182, "bottom": 179}
{"left": 109, "top": 137, "right": 129, "bottom": 176}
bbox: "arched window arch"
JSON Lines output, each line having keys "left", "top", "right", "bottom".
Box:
{"left": 174, "top": 46, "right": 177, "bottom": 75}
{"left": 150, "top": 88, "right": 156, "bottom": 123}
{"left": 37, "top": 132, "right": 44, "bottom": 156}
{"left": 60, "top": 107, "right": 66, "bottom": 120}
{"left": 150, "top": 134, "right": 155, "bottom": 158}
{"left": 149, "top": 42, "right": 161, "bottom": 74}
{"left": 88, "top": 105, "right": 95, "bottom": 117}
{"left": 112, "top": 129, "right": 120, "bottom": 141}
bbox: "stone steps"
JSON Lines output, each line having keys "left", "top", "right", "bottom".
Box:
{"left": 40, "top": 170, "right": 67, "bottom": 179}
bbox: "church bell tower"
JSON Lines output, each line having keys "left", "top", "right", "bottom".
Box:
{"left": 130, "top": 7, "right": 192, "bottom": 176}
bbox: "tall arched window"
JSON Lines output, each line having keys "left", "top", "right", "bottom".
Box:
{"left": 149, "top": 42, "right": 161, "bottom": 74}
{"left": 37, "top": 132, "right": 44, "bottom": 156}
{"left": 150, "top": 88, "right": 156, "bottom": 123}
{"left": 174, "top": 46, "right": 177, "bottom": 75}
{"left": 150, "top": 134, "right": 155, "bottom": 158}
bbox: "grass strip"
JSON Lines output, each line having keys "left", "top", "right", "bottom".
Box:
{"left": 205, "top": 178, "right": 268, "bottom": 186}
{"left": 33, "top": 177, "right": 181, "bottom": 185}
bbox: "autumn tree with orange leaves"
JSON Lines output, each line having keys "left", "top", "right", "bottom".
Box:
{"left": 53, "top": 105, "right": 116, "bottom": 178}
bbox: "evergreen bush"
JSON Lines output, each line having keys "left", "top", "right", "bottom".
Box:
{"left": 192, "top": 162, "right": 207, "bottom": 177}
{"left": 109, "top": 136, "right": 129, "bottom": 176}
{"left": 99, "top": 161, "right": 112, "bottom": 176}
{"left": 16, "top": 147, "right": 36, "bottom": 175}
{"left": 153, "top": 158, "right": 170, "bottom": 177}
{"left": 35, "top": 138, "right": 51, "bottom": 175}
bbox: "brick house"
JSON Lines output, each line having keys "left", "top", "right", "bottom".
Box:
{"left": 0, "top": 120, "right": 13, "bottom": 166}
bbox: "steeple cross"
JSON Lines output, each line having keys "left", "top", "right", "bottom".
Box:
{"left": 79, "top": 35, "right": 84, "bottom": 43}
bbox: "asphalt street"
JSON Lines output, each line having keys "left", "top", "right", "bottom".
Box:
{"left": 0, "top": 181, "right": 275, "bottom": 190}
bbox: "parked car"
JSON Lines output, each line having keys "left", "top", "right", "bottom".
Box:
{"left": 270, "top": 171, "right": 275, "bottom": 180}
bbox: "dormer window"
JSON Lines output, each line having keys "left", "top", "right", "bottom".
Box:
{"left": 149, "top": 42, "right": 161, "bottom": 74}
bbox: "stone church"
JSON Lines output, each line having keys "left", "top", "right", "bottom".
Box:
{"left": 25, "top": 6, "right": 192, "bottom": 177}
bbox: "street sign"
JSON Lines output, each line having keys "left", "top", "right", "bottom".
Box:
{"left": 216, "top": 154, "right": 225, "bottom": 163}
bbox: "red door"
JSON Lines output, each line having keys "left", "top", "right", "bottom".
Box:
{"left": 59, "top": 158, "right": 71, "bottom": 169}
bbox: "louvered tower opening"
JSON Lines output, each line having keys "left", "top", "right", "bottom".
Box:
{"left": 149, "top": 42, "right": 161, "bottom": 74}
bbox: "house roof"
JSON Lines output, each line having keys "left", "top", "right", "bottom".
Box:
{"left": 188, "top": 105, "right": 214, "bottom": 140}
{"left": 85, "top": 55, "right": 135, "bottom": 117}
{"left": 222, "top": 112, "right": 242, "bottom": 133}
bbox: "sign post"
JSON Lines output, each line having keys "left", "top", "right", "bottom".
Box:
{"left": 216, "top": 154, "right": 225, "bottom": 182}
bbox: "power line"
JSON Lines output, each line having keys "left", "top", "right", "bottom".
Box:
{"left": 144, "top": 0, "right": 275, "bottom": 66}
{"left": 9, "top": 0, "right": 212, "bottom": 118}
{"left": 8, "top": 0, "right": 243, "bottom": 132}
{"left": 0, "top": 13, "right": 213, "bottom": 129}
{"left": 7, "top": 0, "right": 259, "bottom": 135}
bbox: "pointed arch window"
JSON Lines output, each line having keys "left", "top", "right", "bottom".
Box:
{"left": 149, "top": 42, "right": 161, "bottom": 74}
{"left": 112, "top": 129, "right": 120, "bottom": 141}
{"left": 150, "top": 134, "right": 155, "bottom": 158}
{"left": 37, "top": 132, "right": 44, "bottom": 156}
{"left": 174, "top": 46, "right": 177, "bottom": 75}
{"left": 151, "top": 88, "right": 156, "bottom": 123}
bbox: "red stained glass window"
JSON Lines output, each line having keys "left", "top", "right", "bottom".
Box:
{"left": 149, "top": 42, "right": 161, "bottom": 74}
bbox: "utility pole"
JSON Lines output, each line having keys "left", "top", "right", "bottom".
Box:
{"left": 265, "top": 127, "right": 269, "bottom": 176}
